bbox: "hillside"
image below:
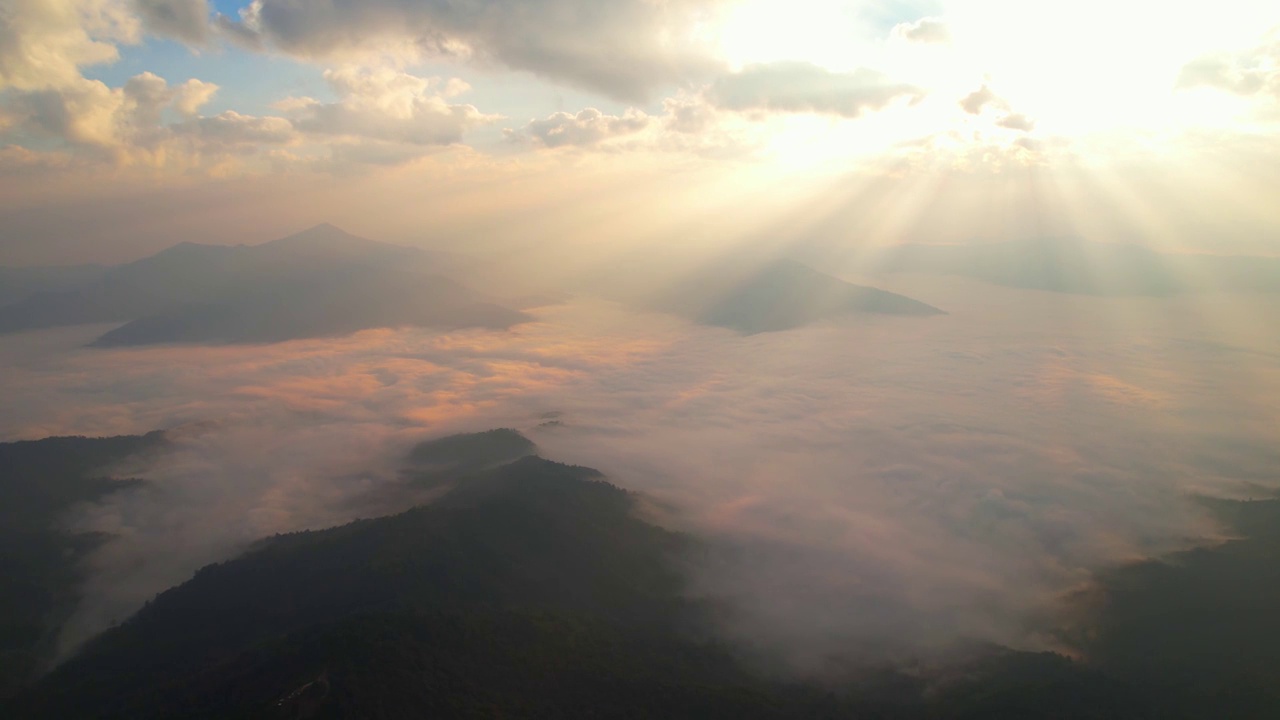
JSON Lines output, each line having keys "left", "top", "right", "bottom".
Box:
{"left": 668, "top": 259, "right": 944, "bottom": 334}
{"left": 4, "top": 430, "right": 1277, "bottom": 718}
{"left": 0, "top": 224, "right": 529, "bottom": 345}
{"left": 0, "top": 432, "right": 166, "bottom": 696}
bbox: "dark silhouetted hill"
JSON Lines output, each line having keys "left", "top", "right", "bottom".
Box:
{"left": 1062, "top": 494, "right": 1280, "bottom": 719}
{"left": 0, "top": 224, "right": 529, "bottom": 345}
{"left": 7, "top": 430, "right": 1160, "bottom": 720}
{"left": 406, "top": 427, "right": 537, "bottom": 472}
{"left": 7, "top": 429, "right": 1276, "bottom": 718}
{"left": 0, "top": 432, "right": 166, "bottom": 696}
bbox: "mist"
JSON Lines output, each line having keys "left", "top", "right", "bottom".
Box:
{"left": 3, "top": 273, "right": 1276, "bottom": 669}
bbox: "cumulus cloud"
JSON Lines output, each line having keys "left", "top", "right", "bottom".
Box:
{"left": 281, "top": 66, "right": 495, "bottom": 148}
{"left": 891, "top": 16, "right": 951, "bottom": 44}
{"left": 0, "top": 0, "right": 139, "bottom": 91}
{"left": 2, "top": 81, "right": 126, "bottom": 148}
{"left": 501, "top": 94, "right": 755, "bottom": 156}
{"left": 709, "top": 62, "right": 925, "bottom": 118}
{"left": 0, "top": 1, "right": 298, "bottom": 172}
{"left": 216, "top": 0, "right": 725, "bottom": 101}
{"left": 123, "top": 71, "right": 217, "bottom": 124}
{"left": 170, "top": 110, "right": 296, "bottom": 147}
{"left": 1, "top": 60, "right": 500, "bottom": 172}
{"left": 506, "top": 107, "right": 651, "bottom": 148}
{"left": 135, "top": 0, "right": 210, "bottom": 45}
{"left": 2, "top": 70, "right": 283, "bottom": 163}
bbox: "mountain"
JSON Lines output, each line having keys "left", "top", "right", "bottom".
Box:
{"left": 0, "top": 224, "right": 529, "bottom": 345}
{"left": 10, "top": 443, "right": 768, "bottom": 718}
{"left": 1064, "top": 494, "right": 1280, "bottom": 719}
{"left": 0, "top": 432, "right": 166, "bottom": 696}
{"left": 7, "top": 430, "right": 1143, "bottom": 719}
{"left": 867, "top": 236, "right": 1280, "bottom": 295}
{"left": 0, "top": 265, "right": 108, "bottom": 306}
{"left": 406, "top": 427, "right": 537, "bottom": 472}
{"left": 8, "top": 429, "right": 1277, "bottom": 717}
{"left": 666, "top": 259, "right": 944, "bottom": 334}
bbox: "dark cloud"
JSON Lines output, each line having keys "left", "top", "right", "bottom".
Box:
{"left": 136, "top": 0, "right": 211, "bottom": 45}
{"left": 709, "top": 62, "right": 925, "bottom": 118}
{"left": 217, "top": 0, "right": 726, "bottom": 101}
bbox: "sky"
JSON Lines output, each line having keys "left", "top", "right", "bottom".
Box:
{"left": 1, "top": 1, "right": 1279, "bottom": 264}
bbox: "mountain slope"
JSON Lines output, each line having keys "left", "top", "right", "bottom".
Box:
{"left": 4, "top": 430, "right": 1202, "bottom": 719}
{"left": 11, "top": 450, "right": 745, "bottom": 718}
{"left": 0, "top": 432, "right": 166, "bottom": 696}
{"left": 668, "top": 259, "right": 944, "bottom": 334}
{"left": 0, "top": 224, "right": 528, "bottom": 344}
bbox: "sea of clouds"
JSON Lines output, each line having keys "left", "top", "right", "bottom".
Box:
{"left": 1, "top": 278, "right": 1277, "bottom": 668}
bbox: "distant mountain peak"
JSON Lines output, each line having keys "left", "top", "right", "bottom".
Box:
{"left": 679, "top": 258, "right": 945, "bottom": 333}
{"left": 266, "top": 223, "right": 365, "bottom": 247}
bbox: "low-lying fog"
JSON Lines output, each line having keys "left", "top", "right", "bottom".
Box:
{"left": 2, "top": 278, "right": 1277, "bottom": 668}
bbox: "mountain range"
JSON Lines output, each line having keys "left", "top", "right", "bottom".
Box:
{"left": 0, "top": 224, "right": 530, "bottom": 346}
{"left": 1, "top": 429, "right": 1278, "bottom": 717}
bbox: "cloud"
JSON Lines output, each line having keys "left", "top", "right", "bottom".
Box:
{"left": 506, "top": 107, "right": 651, "bottom": 148}
{"left": 0, "top": 2, "right": 292, "bottom": 173}
{"left": 1, "top": 61, "right": 493, "bottom": 172}
{"left": 171, "top": 77, "right": 218, "bottom": 117}
{"left": 123, "top": 71, "right": 217, "bottom": 124}
{"left": 281, "top": 66, "right": 496, "bottom": 148}
{"left": 997, "top": 112, "right": 1035, "bottom": 131}
{"left": 959, "top": 83, "right": 1035, "bottom": 133}
{"left": 708, "top": 62, "right": 925, "bottom": 118}
{"left": 959, "top": 84, "right": 1002, "bottom": 115}
{"left": 663, "top": 93, "right": 716, "bottom": 134}
{"left": 135, "top": 0, "right": 211, "bottom": 45}
{"left": 892, "top": 16, "right": 951, "bottom": 44}
{"left": 1177, "top": 32, "right": 1280, "bottom": 98}
{"left": 500, "top": 94, "right": 756, "bottom": 157}
{"left": 2, "top": 70, "right": 281, "bottom": 164}
{"left": 0, "top": 0, "right": 139, "bottom": 91}
{"left": 3, "top": 280, "right": 1277, "bottom": 668}
{"left": 216, "top": 0, "right": 726, "bottom": 101}
{"left": 170, "top": 110, "right": 296, "bottom": 147}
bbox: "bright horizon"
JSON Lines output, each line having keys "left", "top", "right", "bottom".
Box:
{"left": 1, "top": 1, "right": 1278, "bottom": 266}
